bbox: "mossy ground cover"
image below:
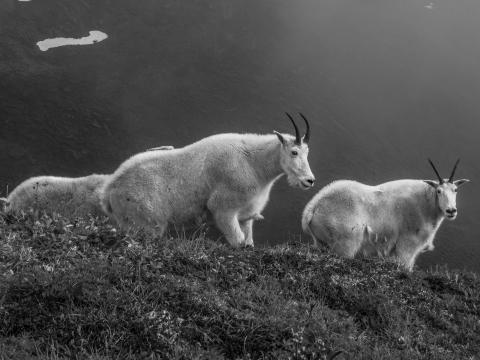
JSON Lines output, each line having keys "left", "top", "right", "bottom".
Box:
{"left": 0, "top": 211, "right": 479, "bottom": 359}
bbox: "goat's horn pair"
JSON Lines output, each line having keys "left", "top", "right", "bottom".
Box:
{"left": 428, "top": 158, "right": 460, "bottom": 184}
{"left": 285, "top": 112, "right": 310, "bottom": 145}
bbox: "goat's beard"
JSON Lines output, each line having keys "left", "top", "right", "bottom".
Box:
{"left": 285, "top": 171, "right": 307, "bottom": 190}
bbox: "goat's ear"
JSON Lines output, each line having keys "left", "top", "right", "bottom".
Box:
{"left": 454, "top": 179, "right": 469, "bottom": 187}
{"left": 273, "top": 131, "right": 286, "bottom": 146}
{"left": 424, "top": 180, "right": 439, "bottom": 189}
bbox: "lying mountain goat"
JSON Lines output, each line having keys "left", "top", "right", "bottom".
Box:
{"left": 5, "top": 174, "right": 109, "bottom": 219}
{"left": 302, "top": 159, "right": 468, "bottom": 270}
{"left": 3, "top": 146, "right": 176, "bottom": 218}
{"left": 100, "top": 113, "right": 316, "bottom": 247}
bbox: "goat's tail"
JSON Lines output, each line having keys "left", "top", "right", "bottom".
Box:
{"left": 301, "top": 207, "right": 319, "bottom": 246}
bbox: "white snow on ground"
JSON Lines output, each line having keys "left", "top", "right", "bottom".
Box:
{"left": 36, "top": 31, "right": 108, "bottom": 51}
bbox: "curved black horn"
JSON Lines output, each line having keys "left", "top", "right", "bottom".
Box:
{"left": 285, "top": 112, "right": 301, "bottom": 145}
{"left": 428, "top": 159, "right": 444, "bottom": 184}
{"left": 448, "top": 158, "right": 460, "bottom": 183}
{"left": 299, "top": 113, "right": 310, "bottom": 144}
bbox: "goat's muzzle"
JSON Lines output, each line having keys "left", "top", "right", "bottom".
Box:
{"left": 300, "top": 177, "right": 315, "bottom": 189}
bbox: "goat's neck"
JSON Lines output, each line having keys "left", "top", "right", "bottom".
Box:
{"left": 424, "top": 190, "right": 446, "bottom": 229}
{"left": 251, "top": 137, "right": 284, "bottom": 184}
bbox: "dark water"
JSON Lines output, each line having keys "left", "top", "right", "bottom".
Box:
{"left": 1, "top": 0, "right": 479, "bottom": 272}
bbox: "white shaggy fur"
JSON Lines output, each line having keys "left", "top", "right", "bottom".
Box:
{"left": 147, "top": 146, "right": 174, "bottom": 151}
{"left": 6, "top": 174, "right": 109, "bottom": 219}
{"left": 100, "top": 125, "right": 315, "bottom": 247}
{"left": 302, "top": 162, "right": 468, "bottom": 270}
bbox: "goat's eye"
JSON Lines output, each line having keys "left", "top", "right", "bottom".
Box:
{"left": 454, "top": 188, "right": 457, "bottom": 192}
{"left": 437, "top": 189, "right": 441, "bottom": 194}
{"left": 291, "top": 150, "right": 298, "bottom": 156}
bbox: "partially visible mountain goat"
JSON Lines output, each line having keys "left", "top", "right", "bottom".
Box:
{"left": 6, "top": 174, "right": 109, "bottom": 219}
{"left": 100, "top": 113, "right": 316, "bottom": 247}
{"left": 302, "top": 159, "right": 468, "bottom": 270}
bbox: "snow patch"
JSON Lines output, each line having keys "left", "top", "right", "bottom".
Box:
{"left": 36, "top": 31, "right": 108, "bottom": 51}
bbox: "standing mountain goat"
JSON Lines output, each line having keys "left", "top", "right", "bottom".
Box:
{"left": 100, "top": 113, "right": 316, "bottom": 247}
{"left": 302, "top": 160, "right": 468, "bottom": 269}
{"left": 5, "top": 174, "right": 110, "bottom": 219}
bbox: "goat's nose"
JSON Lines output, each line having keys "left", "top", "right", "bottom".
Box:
{"left": 446, "top": 208, "right": 457, "bottom": 215}
{"left": 307, "top": 178, "right": 315, "bottom": 186}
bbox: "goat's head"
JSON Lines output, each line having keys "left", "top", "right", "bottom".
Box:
{"left": 424, "top": 159, "right": 469, "bottom": 220}
{"left": 274, "top": 112, "right": 315, "bottom": 190}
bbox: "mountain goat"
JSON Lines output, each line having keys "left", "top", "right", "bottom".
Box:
{"left": 302, "top": 159, "right": 468, "bottom": 270}
{"left": 6, "top": 174, "right": 109, "bottom": 219}
{"left": 100, "top": 113, "right": 316, "bottom": 247}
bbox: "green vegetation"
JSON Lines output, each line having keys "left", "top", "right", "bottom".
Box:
{"left": 0, "top": 211, "right": 479, "bottom": 359}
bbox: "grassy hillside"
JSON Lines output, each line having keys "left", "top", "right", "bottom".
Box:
{"left": 0, "top": 211, "right": 479, "bottom": 359}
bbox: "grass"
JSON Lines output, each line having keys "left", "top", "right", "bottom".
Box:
{"left": 0, "top": 210, "right": 479, "bottom": 359}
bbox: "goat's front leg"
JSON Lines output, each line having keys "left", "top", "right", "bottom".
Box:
{"left": 239, "top": 219, "right": 254, "bottom": 247}
{"left": 213, "top": 210, "right": 245, "bottom": 247}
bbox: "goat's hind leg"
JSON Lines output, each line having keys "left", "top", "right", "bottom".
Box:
{"left": 331, "top": 237, "right": 360, "bottom": 258}
{"left": 330, "top": 225, "right": 363, "bottom": 258}
{"left": 109, "top": 192, "right": 167, "bottom": 239}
